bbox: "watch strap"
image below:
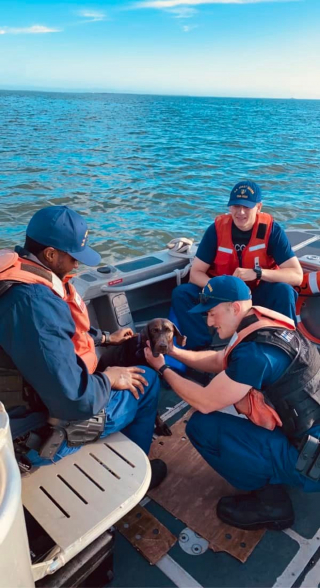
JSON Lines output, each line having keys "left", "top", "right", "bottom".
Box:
{"left": 254, "top": 266, "right": 262, "bottom": 280}
{"left": 102, "top": 331, "right": 111, "bottom": 345}
{"left": 158, "top": 364, "right": 171, "bottom": 378}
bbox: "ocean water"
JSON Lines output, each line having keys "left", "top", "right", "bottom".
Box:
{"left": 1, "top": 91, "right": 319, "bottom": 264}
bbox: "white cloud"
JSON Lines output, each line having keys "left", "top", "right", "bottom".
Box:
{"left": 182, "top": 24, "right": 198, "bottom": 31}
{"left": 77, "top": 10, "right": 106, "bottom": 22}
{"left": 168, "top": 7, "right": 198, "bottom": 16}
{"left": 0, "top": 25, "right": 61, "bottom": 34}
{"left": 135, "top": 0, "right": 301, "bottom": 8}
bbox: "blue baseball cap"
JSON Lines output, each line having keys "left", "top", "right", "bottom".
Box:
{"left": 189, "top": 275, "right": 252, "bottom": 314}
{"left": 227, "top": 180, "right": 262, "bottom": 209}
{"left": 26, "top": 206, "right": 101, "bottom": 266}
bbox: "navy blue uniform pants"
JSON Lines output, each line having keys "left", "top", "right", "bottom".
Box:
{"left": 172, "top": 281, "right": 298, "bottom": 349}
{"left": 186, "top": 411, "right": 320, "bottom": 493}
{"left": 28, "top": 366, "right": 159, "bottom": 466}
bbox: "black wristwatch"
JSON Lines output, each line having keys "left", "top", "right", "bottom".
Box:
{"left": 158, "top": 364, "right": 171, "bottom": 379}
{"left": 102, "top": 331, "right": 111, "bottom": 345}
{"left": 253, "top": 266, "right": 262, "bottom": 281}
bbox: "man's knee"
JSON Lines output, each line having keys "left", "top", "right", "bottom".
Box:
{"left": 271, "top": 281, "right": 297, "bottom": 302}
{"left": 142, "top": 366, "right": 160, "bottom": 396}
{"left": 186, "top": 410, "right": 220, "bottom": 442}
{"left": 172, "top": 283, "right": 200, "bottom": 307}
{"left": 186, "top": 411, "right": 201, "bottom": 441}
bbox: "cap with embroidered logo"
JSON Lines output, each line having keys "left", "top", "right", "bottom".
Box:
{"left": 26, "top": 206, "right": 101, "bottom": 266}
{"left": 189, "top": 275, "right": 252, "bottom": 314}
{"left": 227, "top": 180, "right": 262, "bottom": 209}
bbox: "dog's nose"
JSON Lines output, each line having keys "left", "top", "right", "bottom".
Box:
{"left": 158, "top": 344, "right": 168, "bottom": 352}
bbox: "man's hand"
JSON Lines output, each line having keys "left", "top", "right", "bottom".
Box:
{"left": 166, "top": 344, "right": 178, "bottom": 357}
{"left": 233, "top": 267, "right": 258, "bottom": 282}
{"left": 144, "top": 345, "right": 165, "bottom": 371}
{"left": 109, "top": 328, "right": 134, "bottom": 345}
{"left": 104, "top": 366, "right": 148, "bottom": 399}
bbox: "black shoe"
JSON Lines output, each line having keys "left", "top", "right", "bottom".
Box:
{"left": 149, "top": 459, "right": 167, "bottom": 490}
{"left": 217, "top": 485, "right": 294, "bottom": 531}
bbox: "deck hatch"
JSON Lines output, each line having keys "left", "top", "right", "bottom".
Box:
{"left": 114, "top": 256, "right": 163, "bottom": 273}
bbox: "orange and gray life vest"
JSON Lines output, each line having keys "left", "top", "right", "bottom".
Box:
{"left": 208, "top": 212, "right": 278, "bottom": 281}
{"left": 0, "top": 250, "right": 97, "bottom": 374}
{"left": 223, "top": 306, "right": 320, "bottom": 438}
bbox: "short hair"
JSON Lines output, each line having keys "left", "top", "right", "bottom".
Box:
{"left": 24, "top": 236, "right": 47, "bottom": 256}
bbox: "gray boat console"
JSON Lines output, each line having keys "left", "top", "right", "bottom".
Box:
{"left": 71, "top": 245, "right": 195, "bottom": 334}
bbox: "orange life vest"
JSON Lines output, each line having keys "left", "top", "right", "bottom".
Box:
{"left": 223, "top": 306, "right": 296, "bottom": 431}
{"left": 208, "top": 212, "right": 278, "bottom": 282}
{"left": 0, "top": 250, "right": 97, "bottom": 374}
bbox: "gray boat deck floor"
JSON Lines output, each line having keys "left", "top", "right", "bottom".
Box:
{"left": 108, "top": 384, "right": 320, "bottom": 588}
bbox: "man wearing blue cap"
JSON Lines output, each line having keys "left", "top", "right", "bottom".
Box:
{"left": 145, "top": 275, "right": 320, "bottom": 531}
{"left": 0, "top": 206, "right": 166, "bottom": 488}
{"left": 171, "top": 180, "right": 303, "bottom": 349}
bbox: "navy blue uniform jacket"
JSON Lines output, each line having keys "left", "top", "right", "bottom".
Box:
{"left": 0, "top": 281, "right": 111, "bottom": 421}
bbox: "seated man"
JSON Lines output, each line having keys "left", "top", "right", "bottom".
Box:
{"left": 171, "top": 180, "right": 303, "bottom": 349}
{"left": 0, "top": 205, "right": 166, "bottom": 488}
{"left": 145, "top": 275, "right": 320, "bottom": 530}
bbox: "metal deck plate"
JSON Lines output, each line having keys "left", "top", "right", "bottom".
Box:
{"left": 22, "top": 432, "right": 150, "bottom": 552}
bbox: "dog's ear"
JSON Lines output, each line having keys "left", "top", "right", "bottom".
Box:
{"left": 139, "top": 325, "right": 149, "bottom": 349}
{"left": 172, "top": 323, "right": 187, "bottom": 347}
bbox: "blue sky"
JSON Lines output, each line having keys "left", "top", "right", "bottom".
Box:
{"left": 1, "top": 0, "right": 320, "bottom": 98}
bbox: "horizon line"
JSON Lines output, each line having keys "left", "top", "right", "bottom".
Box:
{"left": 0, "top": 87, "right": 319, "bottom": 101}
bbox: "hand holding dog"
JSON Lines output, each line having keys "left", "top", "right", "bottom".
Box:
{"left": 144, "top": 344, "right": 165, "bottom": 371}
{"left": 109, "top": 328, "right": 134, "bottom": 344}
{"left": 104, "top": 366, "right": 148, "bottom": 399}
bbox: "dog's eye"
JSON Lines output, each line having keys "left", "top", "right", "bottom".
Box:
{"left": 151, "top": 328, "right": 160, "bottom": 333}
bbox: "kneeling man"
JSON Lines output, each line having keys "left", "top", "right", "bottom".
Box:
{"left": 145, "top": 275, "right": 320, "bottom": 530}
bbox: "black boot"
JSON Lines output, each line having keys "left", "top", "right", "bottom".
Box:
{"left": 217, "top": 485, "right": 294, "bottom": 531}
{"left": 149, "top": 459, "right": 167, "bottom": 490}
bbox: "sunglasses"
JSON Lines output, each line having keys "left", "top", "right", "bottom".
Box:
{"left": 199, "top": 293, "right": 230, "bottom": 304}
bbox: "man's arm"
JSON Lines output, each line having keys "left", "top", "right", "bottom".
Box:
{"left": 0, "top": 284, "right": 112, "bottom": 421}
{"left": 89, "top": 326, "right": 134, "bottom": 346}
{"left": 265, "top": 222, "right": 303, "bottom": 285}
{"left": 189, "top": 224, "right": 217, "bottom": 287}
{"left": 233, "top": 257, "right": 303, "bottom": 286}
{"left": 189, "top": 257, "right": 212, "bottom": 288}
{"left": 256, "top": 257, "right": 303, "bottom": 286}
{"left": 169, "top": 345, "right": 225, "bottom": 373}
{"left": 145, "top": 348, "right": 250, "bottom": 413}
{"left": 233, "top": 222, "right": 303, "bottom": 286}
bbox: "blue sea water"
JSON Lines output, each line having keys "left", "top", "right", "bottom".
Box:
{"left": 0, "top": 90, "right": 319, "bottom": 264}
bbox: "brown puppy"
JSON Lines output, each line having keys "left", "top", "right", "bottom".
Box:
{"left": 139, "top": 318, "right": 187, "bottom": 438}
{"left": 140, "top": 318, "right": 187, "bottom": 357}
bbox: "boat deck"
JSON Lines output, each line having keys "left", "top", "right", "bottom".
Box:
{"left": 109, "top": 387, "right": 320, "bottom": 588}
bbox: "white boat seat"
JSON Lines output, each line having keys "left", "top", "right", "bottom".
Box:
{"left": 21, "top": 432, "right": 151, "bottom": 582}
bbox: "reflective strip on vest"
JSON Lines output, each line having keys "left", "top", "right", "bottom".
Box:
{"left": 51, "top": 272, "right": 65, "bottom": 298}
{"left": 248, "top": 244, "right": 266, "bottom": 252}
{"left": 217, "top": 246, "right": 233, "bottom": 254}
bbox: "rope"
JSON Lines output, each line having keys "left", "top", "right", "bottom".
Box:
{"left": 173, "top": 263, "right": 192, "bottom": 286}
